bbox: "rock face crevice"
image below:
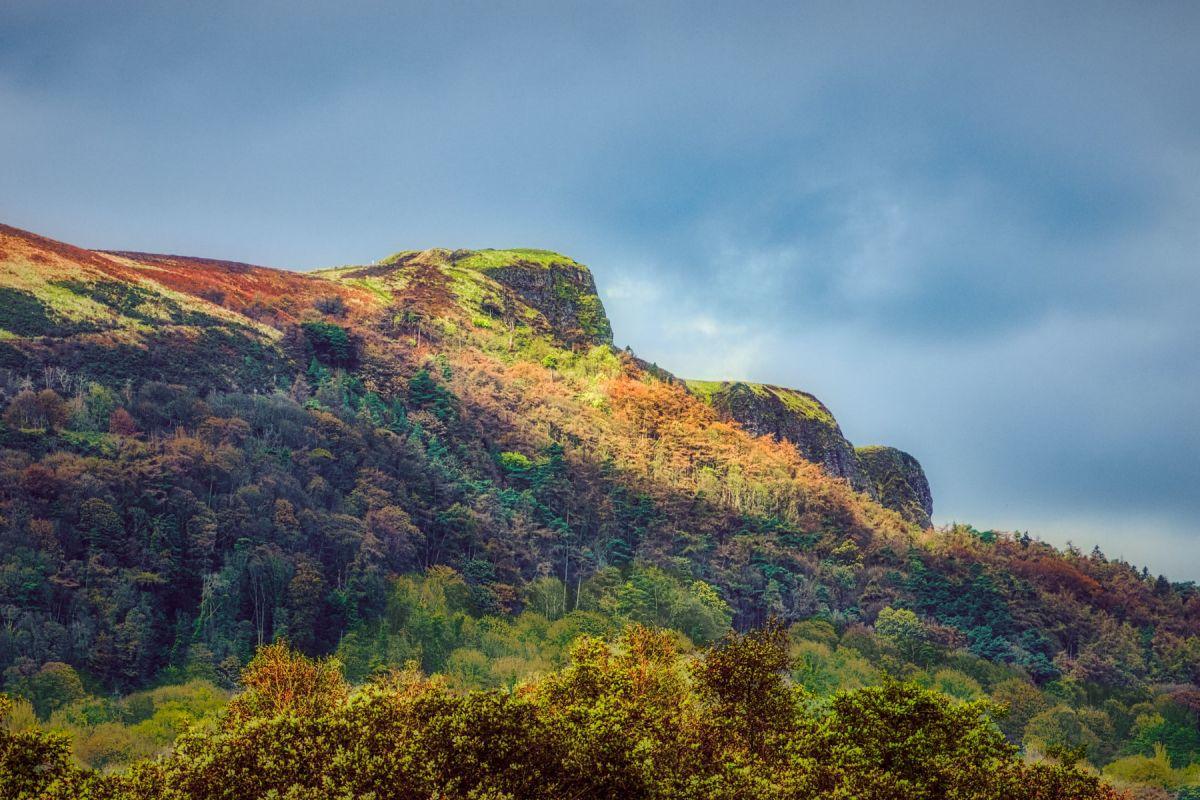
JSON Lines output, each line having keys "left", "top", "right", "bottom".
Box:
{"left": 685, "top": 379, "right": 933, "bottom": 526}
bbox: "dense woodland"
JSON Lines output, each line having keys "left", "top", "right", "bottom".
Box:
{"left": 0, "top": 226, "right": 1197, "bottom": 797}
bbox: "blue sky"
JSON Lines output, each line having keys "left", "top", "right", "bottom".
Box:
{"left": 3, "top": 2, "right": 1198, "bottom": 578}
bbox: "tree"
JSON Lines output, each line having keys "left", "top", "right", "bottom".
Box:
{"left": 31, "top": 664, "right": 84, "bottom": 720}
{"left": 0, "top": 694, "right": 76, "bottom": 796}
{"left": 301, "top": 321, "right": 355, "bottom": 366}
{"left": 3, "top": 389, "right": 67, "bottom": 431}
{"left": 107, "top": 407, "right": 138, "bottom": 436}
{"left": 1023, "top": 705, "right": 1108, "bottom": 766}
{"left": 407, "top": 368, "right": 454, "bottom": 419}
{"left": 991, "top": 677, "right": 1051, "bottom": 742}
{"left": 874, "top": 606, "right": 936, "bottom": 665}
{"left": 225, "top": 643, "right": 347, "bottom": 724}
{"left": 286, "top": 557, "right": 328, "bottom": 654}
{"left": 523, "top": 576, "right": 567, "bottom": 620}
{"left": 78, "top": 382, "right": 116, "bottom": 431}
{"left": 691, "top": 621, "right": 800, "bottom": 757}
{"left": 78, "top": 498, "right": 123, "bottom": 556}
{"left": 813, "top": 679, "right": 1053, "bottom": 799}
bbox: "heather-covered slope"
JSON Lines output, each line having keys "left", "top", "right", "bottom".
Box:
{"left": 0, "top": 224, "right": 1198, "bottom": 795}
{"left": 0, "top": 225, "right": 305, "bottom": 390}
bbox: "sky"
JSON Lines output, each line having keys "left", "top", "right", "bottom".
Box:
{"left": 2, "top": 2, "right": 1198, "bottom": 578}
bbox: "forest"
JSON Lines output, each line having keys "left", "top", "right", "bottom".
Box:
{"left": 0, "top": 226, "right": 1198, "bottom": 797}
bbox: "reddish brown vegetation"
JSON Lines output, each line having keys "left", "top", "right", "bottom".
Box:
{"left": 0, "top": 224, "right": 381, "bottom": 328}
{"left": 105, "top": 251, "right": 380, "bottom": 325}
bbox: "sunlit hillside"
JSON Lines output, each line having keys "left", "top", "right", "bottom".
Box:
{"left": 0, "top": 223, "right": 1197, "bottom": 799}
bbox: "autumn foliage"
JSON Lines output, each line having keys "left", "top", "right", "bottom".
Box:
{"left": 0, "top": 223, "right": 1195, "bottom": 797}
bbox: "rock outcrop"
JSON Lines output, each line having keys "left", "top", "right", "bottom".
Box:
{"left": 453, "top": 249, "right": 612, "bottom": 349}
{"left": 685, "top": 378, "right": 934, "bottom": 526}
{"left": 855, "top": 445, "right": 933, "bottom": 527}
{"left": 685, "top": 380, "right": 873, "bottom": 494}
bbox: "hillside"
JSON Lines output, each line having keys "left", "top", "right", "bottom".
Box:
{"left": 683, "top": 380, "right": 934, "bottom": 527}
{"left": 1, "top": 223, "right": 1198, "bottom": 797}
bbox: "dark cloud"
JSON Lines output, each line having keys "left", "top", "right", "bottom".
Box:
{"left": 2, "top": 1, "right": 1198, "bottom": 576}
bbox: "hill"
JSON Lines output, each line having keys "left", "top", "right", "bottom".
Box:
{"left": 0, "top": 223, "right": 1197, "bottom": 797}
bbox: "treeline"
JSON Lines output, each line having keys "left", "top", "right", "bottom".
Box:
{"left": 2, "top": 626, "right": 1122, "bottom": 800}
{"left": 336, "top": 570, "right": 1200, "bottom": 796}
{"left": 325, "top": 568, "right": 1200, "bottom": 798}
{"left": 5, "top": 567, "right": 1195, "bottom": 796}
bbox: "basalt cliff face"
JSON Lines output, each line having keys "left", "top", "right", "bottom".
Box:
{"left": 856, "top": 445, "right": 934, "bottom": 528}
{"left": 684, "top": 380, "right": 870, "bottom": 491}
{"left": 470, "top": 254, "right": 612, "bottom": 348}
{"left": 684, "top": 379, "right": 933, "bottom": 526}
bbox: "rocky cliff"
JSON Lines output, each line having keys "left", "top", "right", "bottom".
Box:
{"left": 685, "top": 379, "right": 934, "bottom": 526}
{"left": 855, "top": 445, "right": 934, "bottom": 528}
{"left": 451, "top": 249, "right": 612, "bottom": 348}
{"left": 684, "top": 380, "right": 873, "bottom": 494}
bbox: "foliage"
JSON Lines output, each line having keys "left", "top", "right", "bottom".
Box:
{"left": 0, "top": 225, "right": 1196, "bottom": 796}
{"left": 0, "top": 695, "right": 74, "bottom": 798}
{"left": 300, "top": 321, "right": 355, "bottom": 366}
{"left": 2, "top": 633, "right": 1124, "bottom": 800}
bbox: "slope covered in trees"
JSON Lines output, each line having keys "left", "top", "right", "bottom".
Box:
{"left": 0, "top": 222, "right": 1197, "bottom": 797}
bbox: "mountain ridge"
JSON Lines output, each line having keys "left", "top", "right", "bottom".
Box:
{"left": 0, "top": 220, "right": 1196, "bottom": 709}
{"left": 1, "top": 223, "right": 922, "bottom": 517}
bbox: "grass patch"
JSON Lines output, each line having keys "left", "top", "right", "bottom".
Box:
{"left": 344, "top": 277, "right": 394, "bottom": 304}
{"left": 0, "top": 287, "right": 104, "bottom": 337}
{"left": 760, "top": 385, "right": 836, "bottom": 426}
{"left": 452, "top": 249, "right": 579, "bottom": 272}
{"left": 684, "top": 379, "right": 725, "bottom": 404}
{"left": 684, "top": 380, "right": 837, "bottom": 427}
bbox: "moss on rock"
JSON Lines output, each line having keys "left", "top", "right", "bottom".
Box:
{"left": 856, "top": 445, "right": 933, "bottom": 527}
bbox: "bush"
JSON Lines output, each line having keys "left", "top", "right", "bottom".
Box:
{"left": 301, "top": 322, "right": 355, "bottom": 366}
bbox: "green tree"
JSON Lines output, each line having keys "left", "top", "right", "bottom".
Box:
{"left": 691, "top": 621, "right": 800, "bottom": 757}
{"left": 874, "top": 606, "right": 936, "bottom": 665}
{"left": 25, "top": 663, "right": 85, "bottom": 720}
{"left": 0, "top": 695, "right": 76, "bottom": 797}
{"left": 78, "top": 498, "right": 123, "bottom": 555}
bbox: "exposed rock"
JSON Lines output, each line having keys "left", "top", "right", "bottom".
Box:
{"left": 856, "top": 445, "right": 933, "bottom": 527}
{"left": 685, "top": 380, "right": 873, "bottom": 494}
{"left": 456, "top": 250, "right": 612, "bottom": 348}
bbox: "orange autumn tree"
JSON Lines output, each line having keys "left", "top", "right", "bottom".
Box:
{"left": 225, "top": 642, "right": 347, "bottom": 723}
